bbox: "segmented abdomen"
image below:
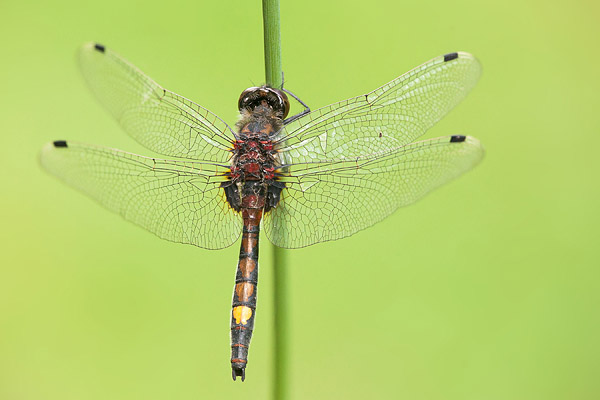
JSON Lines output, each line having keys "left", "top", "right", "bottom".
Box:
{"left": 230, "top": 187, "right": 264, "bottom": 381}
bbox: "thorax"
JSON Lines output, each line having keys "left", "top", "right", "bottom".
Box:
{"left": 230, "top": 107, "right": 281, "bottom": 183}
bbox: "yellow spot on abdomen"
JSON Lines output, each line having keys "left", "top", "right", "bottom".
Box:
{"left": 232, "top": 306, "right": 253, "bottom": 325}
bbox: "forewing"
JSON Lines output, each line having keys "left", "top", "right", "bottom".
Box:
{"left": 78, "top": 43, "right": 234, "bottom": 161}
{"left": 277, "top": 52, "right": 481, "bottom": 161}
{"left": 41, "top": 141, "right": 241, "bottom": 249}
{"left": 264, "top": 136, "right": 483, "bottom": 248}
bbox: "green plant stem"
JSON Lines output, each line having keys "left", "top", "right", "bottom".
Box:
{"left": 262, "top": 1, "right": 287, "bottom": 399}
{"left": 263, "top": 0, "right": 283, "bottom": 88}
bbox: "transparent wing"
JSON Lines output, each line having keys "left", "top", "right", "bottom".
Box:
{"left": 79, "top": 43, "right": 234, "bottom": 162}
{"left": 264, "top": 135, "right": 483, "bottom": 248}
{"left": 40, "top": 141, "right": 241, "bottom": 249}
{"left": 276, "top": 52, "right": 481, "bottom": 161}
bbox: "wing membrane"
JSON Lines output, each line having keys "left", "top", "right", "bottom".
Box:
{"left": 277, "top": 52, "right": 481, "bottom": 161}
{"left": 41, "top": 141, "right": 241, "bottom": 249}
{"left": 264, "top": 135, "right": 483, "bottom": 248}
{"left": 78, "top": 43, "right": 234, "bottom": 162}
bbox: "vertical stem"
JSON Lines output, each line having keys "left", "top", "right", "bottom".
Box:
{"left": 271, "top": 245, "right": 288, "bottom": 400}
{"left": 263, "top": 0, "right": 283, "bottom": 88}
{"left": 262, "top": 1, "right": 287, "bottom": 399}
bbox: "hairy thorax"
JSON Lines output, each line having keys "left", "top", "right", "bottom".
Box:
{"left": 222, "top": 106, "right": 284, "bottom": 212}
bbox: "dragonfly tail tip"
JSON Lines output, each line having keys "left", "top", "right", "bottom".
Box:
{"left": 232, "top": 367, "right": 246, "bottom": 382}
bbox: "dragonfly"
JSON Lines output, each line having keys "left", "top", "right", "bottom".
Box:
{"left": 41, "top": 43, "right": 483, "bottom": 381}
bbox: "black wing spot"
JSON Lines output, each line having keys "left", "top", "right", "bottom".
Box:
{"left": 53, "top": 140, "right": 68, "bottom": 148}
{"left": 444, "top": 52, "right": 459, "bottom": 62}
{"left": 94, "top": 43, "right": 106, "bottom": 53}
{"left": 450, "top": 135, "right": 466, "bottom": 143}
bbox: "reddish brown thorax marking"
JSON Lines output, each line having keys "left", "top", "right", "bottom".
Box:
{"left": 245, "top": 163, "right": 260, "bottom": 174}
{"left": 260, "top": 140, "right": 273, "bottom": 150}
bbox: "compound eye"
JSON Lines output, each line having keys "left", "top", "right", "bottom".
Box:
{"left": 279, "top": 91, "right": 290, "bottom": 119}
{"left": 238, "top": 87, "right": 259, "bottom": 111}
{"left": 267, "top": 88, "right": 290, "bottom": 119}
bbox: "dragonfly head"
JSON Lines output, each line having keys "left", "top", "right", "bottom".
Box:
{"left": 238, "top": 86, "right": 290, "bottom": 119}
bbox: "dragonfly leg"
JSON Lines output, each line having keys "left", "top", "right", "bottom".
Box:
{"left": 281, "top": 72, "right": 311, "bottom": 125}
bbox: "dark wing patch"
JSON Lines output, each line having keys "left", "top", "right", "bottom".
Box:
{"left": 450, "top": 135, "right": 466, "bottom": 142}
{"left": 53, "top": 140, "right": 68, "bottom": 148}
{"left": 444, "top": 52, "right": 459, "bottom": 62}
{"left": 94, "top": 43, "right": 106, "bottom": 53}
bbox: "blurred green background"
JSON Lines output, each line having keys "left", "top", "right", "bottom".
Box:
{"left": 1, "top": 0, "right": 598, "bottom": 399}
